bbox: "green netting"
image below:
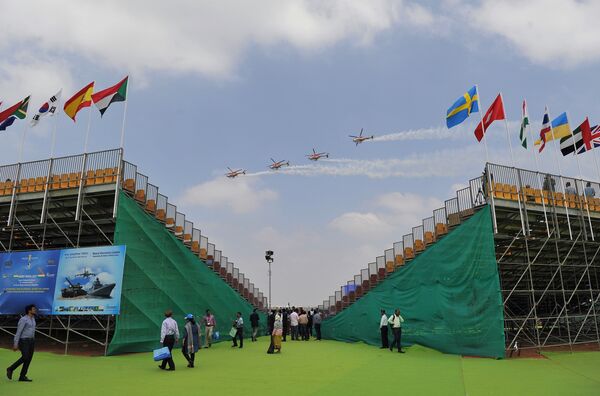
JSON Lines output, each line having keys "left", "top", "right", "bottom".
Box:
{"left": 108, "top": 192, "right": 265, "bottom": 355}
{"left": 321, "top": 206, "right": 505, "bottom": 358}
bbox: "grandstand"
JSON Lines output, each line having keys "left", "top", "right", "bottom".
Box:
{"left": 321, "top": 163, "right": 600, "bottom": 357}
{"left": 0, "top": 148, "right": 266, "bottom": 354}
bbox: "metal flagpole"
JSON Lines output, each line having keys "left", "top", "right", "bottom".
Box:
{"left": 547, "top": 106, "right": 573, "bottom": 239}
{"left": 500, "top": 93, "right": 526, "bottom": 236}
{"left": 476, "top": 84, "right": 498, "bottom": 233}
{"left": 525, "top": 100, "right": 550, "bottom": 237}
{"left": 50, "top": 111, "right": 59, "bottom": 158}
{"left": 83, "top": 104, "right": 93, "bottom": 153}
{"left": 119, "top": 77, "right": 129, "bottom": 149}
{"left": 567, "top": 113, "right": 594, "bottom": 240}
{"left": 18, "top": 123, "right": 29, "bottom": 163}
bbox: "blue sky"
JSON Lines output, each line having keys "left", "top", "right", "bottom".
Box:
{"left": 1, "top": 1, "right": 600, "bottom": 305}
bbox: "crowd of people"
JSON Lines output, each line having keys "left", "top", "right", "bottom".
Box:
{"left": 5, "top": 304, "right": 406, "bottom": 382}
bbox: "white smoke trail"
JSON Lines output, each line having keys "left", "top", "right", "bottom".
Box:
{"left": 371, "top": 125, "right": 470, "bottom": 142}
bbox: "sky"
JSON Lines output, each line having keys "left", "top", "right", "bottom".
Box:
{"left": 1, "top": 1, "right": 600, "bottom": 306}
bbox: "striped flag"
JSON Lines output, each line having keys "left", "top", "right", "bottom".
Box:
{"left": 91, "top": 76, "right": 128, "bottom": 117}
{"left": 537, "top": 107, "right": 551, "bottom": 152}
{"left": 64, "top": 82, "right": 94, "bottom": 122}
{"left": 519, "top": 100, "right": 529, "bottom": 149}
{"left": 559, "top": 126, "right": 581, "bottom": 156}
{"left": 31, "top": 90, "right": 62, "bottom": 127}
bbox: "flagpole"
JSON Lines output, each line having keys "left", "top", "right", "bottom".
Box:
{"left": 500, "top": 93, "right": 526, "bottom": 236}
{"left": 476, "top": 84, "right": 497, "bottom": 233}
{"left": 547, "top": 106, "right": 573, "bottom": 240}
{"left": 119, "top": 77, "right": 129, "bottom": 149}
{"left": 83, "top": 105, "right": 92, "bottom": 153}
{"left": 50, "top": 112, "right": 58, "bottom": 158}
{"left": 18, "top": 123, "right": 29, "bottom": 163}
{"left": 567, "top": 113, "right": 594, "bottom": 240}
{"left": 525, "top": 100, "right": 550, "bottom": 237}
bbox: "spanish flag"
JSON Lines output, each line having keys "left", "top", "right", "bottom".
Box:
{"left": 64, "top": 82, "right": 94, "bottom": 121}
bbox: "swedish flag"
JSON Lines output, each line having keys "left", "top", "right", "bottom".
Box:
{"left": 446, "top": 86, "right": 479, "bottom": 128}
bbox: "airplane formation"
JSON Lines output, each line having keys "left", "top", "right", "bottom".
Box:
{"left": 225, "top": 129, "right": 374, "bottom": 178}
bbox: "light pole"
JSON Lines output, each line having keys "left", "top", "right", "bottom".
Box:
{"left": 265, "top": 250, "right": 274, "bottom": 310}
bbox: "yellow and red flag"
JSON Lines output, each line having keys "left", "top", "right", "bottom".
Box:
{"left": 64, "top": 82, "right": 94, "bottom": 121}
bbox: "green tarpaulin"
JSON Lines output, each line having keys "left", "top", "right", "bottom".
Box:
{"left": 321, "top": 206, "right": 505, "bottom": 358}
{"left": 108, "top": 192, "right": 265, "bottom": 355}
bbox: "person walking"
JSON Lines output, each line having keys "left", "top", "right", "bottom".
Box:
{"left": 388, "top": 308, "right": 405, "bottom": 353}
{"left": 313, "top": 309, "right": 322, "bottom": 340}
{"left": 232, "top": 312, "right": 244, "bottom": 348}
{"left": 298, "top": 310, "right": 309, "bottom": 341}
{"left": 250, "top": 308, "right": 260, "bottom": 342}
{"left": 282, "top": 308, "right": 289, "bottom": 342}
{"left": 289, "top": 308, "right": 299, "bottom": 341}
{"left": 203, "top": 309, "right": 216, "bottom": 348}
{"left": 379, "top": 309, "right": 389, "bottom": 349}
{"left": 267, "top": 309, "right": 275, "bottom": 337}
{"left": 6, "top": 304, "right": 37, "bottom": 382}
{"left": 159, "top": 310, "right": 179, "bottom": 370}
{"left": 307, "top": 309, "right": 314, "bottom": 338}
{"left": 181, "top": 314, "right": 200, "bottom": 368}
{"left": 272, "top": 310, "right": 283, "bottom": 353}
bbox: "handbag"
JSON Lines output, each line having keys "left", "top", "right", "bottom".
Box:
{"left": 229, "top": 327, "right": 238, "bottom": 338}
{"left": 213, "top": 331, "right": 220, "bottom": 340}
{"left": 153, "top": 346, "right": 171, "bottom": 361}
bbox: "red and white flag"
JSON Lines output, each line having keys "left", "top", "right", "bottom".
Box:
{"left": 474, "top": 94, "right": 505, "bottom": 142}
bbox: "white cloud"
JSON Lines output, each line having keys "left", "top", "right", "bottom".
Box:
{"left": 330, "top": 212, "right": 394, "bottom": 238}
{"left": 0, "top": 0, "right": 434, "bottom": 83}
{"left": 330, "top": 192, "right": 443, "bottom": 240}
{"left": 181, "top": 176, "right": 278, "bottom": 214}
{"left": 469, "top": 0, "right": 600, "bottom": 68}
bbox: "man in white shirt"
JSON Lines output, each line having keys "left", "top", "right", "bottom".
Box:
{"left": 289, "top": 309, "right": 299, "bottom": 341}
{"left": 159, "top": 310, "right": 179, "bottom": 370}
{"left": 388, "top": 308, "right": 405, "bottom": 353}
{"left": 379, "top": 309, "right": 389, "bottom": 349}
{"left": 232, "top": 312, "right": 244, "bottom": 348}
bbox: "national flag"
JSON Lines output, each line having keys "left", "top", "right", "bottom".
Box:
{"left": 0, "top": 96, "right": 30, "bottom": 132}
{"left": 559, "top": 124, "right": 582, "bottom": 156}
{"left": 536, "top": 107, "right": 551, "bottom": 152}
{"left": 535, "top": 111, "right": 571, "bottom": 151}
{"left": 576, "top": 118, "right": 600, "bottom": 154}
{"left": 474, "top": 94, "right": 505, "bottom": 142}
{"left": 446, "top": 86, "right": 479, "bottom": 128}
{"left": 519, "top": 100, "right": 529, "bottom": 149}
{"left": 31, "top": 90, "right": 62, "bottom": 127}
{"left": 64, "top": 82, "right": 94, "bottom": 121}
{"left": 91, "top": 76, "right": 128, "bottom": 117}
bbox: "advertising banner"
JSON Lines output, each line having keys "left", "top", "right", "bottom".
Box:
{"left": 0, "top": 250, "right": 60, "bottom": 315}
{"left": 0, "top": 245, "right": 126, "bottom": 316}
{"left": 52, "top": 245, "right": 126, "bottom": 315}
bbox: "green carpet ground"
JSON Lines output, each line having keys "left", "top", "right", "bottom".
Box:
{"left": 1, "top": 339, "right": 599, "bottom": 395}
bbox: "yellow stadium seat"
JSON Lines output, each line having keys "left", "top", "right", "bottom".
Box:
{"left": 0, "top": 182, "right": 5, "bottom": 196}
{"left": 104, "top": 168, "right": 117, "bottom": 184}
{"left": 183, "top": 233, "right": 192, "bottom": 243}
{"left": 165, "top": 217, "right": 175, "bottom": 228}
{"left": 404, "top": 247, "right": 415, "bottom": 260}
{"left": 174, "top": 225, "right": 183, "bottom": 235}
{"left": 200, "top": 248, "right": 208, "bottom": 259}
{"left": 191, "top": 241, "right": 200, "bottom": 253}
{"left": 134, "top": 189, "right": 146, "bottom": 202}
{"left": 27, "top": 178, "right": 36, "bottom": 193}
{"left": 59, "top": 174, "right": 69, "bottom": 189}
{"left": 492, "top": 182, "right": 503, "bottom": 199}
{"left": 394, "top": 254, "right": 404, "bottom": 267}
{"left": 386, "top": 261, "right": 395, "bottom": 273}
{"left": 145, "top": 199, "right": 156, "bottom": 213}
{"left": 414, "top": 239, "right": 425, "bottom": 252}
{"left": 34, "top": 177, "right": 45, "bottom": 192}
{"left": 4, "top": 181, "right": 14, "bottom": 195}
{"left": 156, "top": 209, "right": 166, "bottom": 221}
{"left": 123, "top": 178, "right": 135, "bottom": 192}
{"left": 50, "top": 175, "right": 60, "bottom": 190}
{"left": 85, "top": 170, "right": 95, "bottom": 186}
{"left": 18, "top": 179, "right": 28, "bottom": 193}
{"left": 68, "top": 172, "right": 80, "bottom": 188}
{"left": 553, "top": 192, "right": 564, "bottom": 207}
{"left": 435, "top": 222, "right": 448, "bottom": 236}
{"left": 424, "top": 231, "right": 435, "bottom": 245}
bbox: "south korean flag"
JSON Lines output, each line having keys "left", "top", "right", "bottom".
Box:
{"left": 31, "top": 89, "right": 62, "bottom": 127}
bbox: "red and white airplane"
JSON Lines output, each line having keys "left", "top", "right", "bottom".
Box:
{"left": 268, "top": 158, "right": 290, "bottom": 170}
{"left": 226, "top": 167, "right": 246, "bottom": 178}
{"left": 306, "top": 148, "right": 329, "bottom": 161}
{"left": 349, "top": 128, "right": 374, "bottom": 145}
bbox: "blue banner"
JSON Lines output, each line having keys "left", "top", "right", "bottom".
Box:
{"left": 0, "top": 245, "right": 126, "bottom": 316}
{"left": 0, "top": 250, "right": 60, "bottom": 315}
{"left": 52, "top": 245, "right": 126, "bottom": 315}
